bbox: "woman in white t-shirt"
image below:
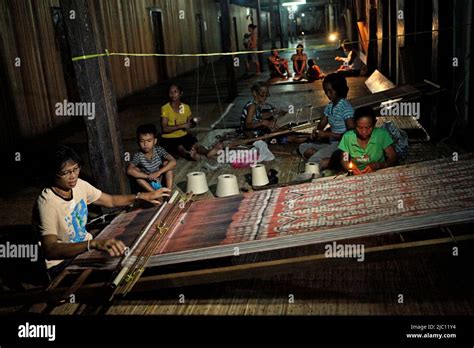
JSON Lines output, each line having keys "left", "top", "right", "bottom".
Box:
{"left": 33, "top": 145, "right": 170, "bottom": 275}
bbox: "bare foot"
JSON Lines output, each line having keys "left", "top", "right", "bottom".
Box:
{"left": 207, "top": 141, "right": 224, "bottom": 158}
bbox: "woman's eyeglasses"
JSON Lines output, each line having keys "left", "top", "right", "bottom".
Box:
{"left": 258, "top": 92, "right": 270, "bottom": 98}
{"left": 57, "top": 165, "right": 81, "bottom": 178}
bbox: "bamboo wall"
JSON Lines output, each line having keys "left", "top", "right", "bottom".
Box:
{"left": 99, "top": 0, "right": 225, "bottom": 99}
{"left": 0, "top": 0, "right": 68, "bottom": 140}
{"left": 0, "top": 0, "right": 260, "bottom": 143}
{"left": 229, "top": 4, "right": 252, "bottom": 52}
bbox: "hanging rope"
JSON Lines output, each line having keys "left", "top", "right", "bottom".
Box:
{"left": 211, "top": 58, "right": 226, "bottom": 129}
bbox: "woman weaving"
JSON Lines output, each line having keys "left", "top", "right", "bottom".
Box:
{"left": 33, "top": 145, "right": 171, "bottom": 276}
{"left": 339, "top": 106, "right": 397, "bottom": 174}
{"left": 239, "top": 82, "right": 281, "bottom": 137}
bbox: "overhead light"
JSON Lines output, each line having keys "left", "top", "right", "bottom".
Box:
{"left": 301, "top": 13, "right": 305, "bottom": 17}
{"left": 282, "top": 1, "right": 306, "bottom": 7}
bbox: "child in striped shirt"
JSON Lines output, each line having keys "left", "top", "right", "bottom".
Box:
{"left": 299, "top": 73, "right": 355, "bottom": 170}
{"left": 127, "top": 124, "right": 176, "bottom": 191}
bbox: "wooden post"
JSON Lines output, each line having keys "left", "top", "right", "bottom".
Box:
{"left": 269, "top": 0, "right": 276, "bottom": 48}
{"left": 219, "top": 0, "right": 238, "bottom": 101}
{"left": 328, "top": 2, "right": 334, "bottom": 33}
{"left": 469, "top": 1, "right": 474, "bottom": 146}
{"left": 277, "top": 0, "right": 284, "bottom": 49}
{"left": 256, "top": 0, "right": 264, "bottom": 71}
{"left": 431, "top": 0, "right": 438, "bottom": 83}
{"left": 367, "top": 1, "right": 378, "bottom": 75}
{"left": 60, "top": 0, "right": 129, "bottom": 196}
{"left": 397, "top": 0, "right": 405, "bottom": 84}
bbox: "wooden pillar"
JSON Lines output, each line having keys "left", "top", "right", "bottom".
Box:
{"left": 256, "top": 0, "right": 264, "bottom": 71}
{"left": 389, "top": 0, "right": 398, "bottom": 81}
{"left": 60, "top": 0, "right": 129, "bottom": 196}
{"left": 269, "top": 0, "right": 276, "bottom": 48}
{"left": 219, "top": 0, "right": 238, "bottom": 101}
{"left": 376, "top": 0, "right": 383, "bottom": 70}
{"left": 397, "top": 0, "right": 405, "bottom": 84}
{"left": 431, "top": 0, "right": 438, "bottom": 82}
{"left": 277, "top": 0, "right": 284, "bottom": 48}
{"left": 367, "top": 0, "right": 378, "bottom": 75}
{"left": 328, "top": 2, "right": 335, "bottom": 33}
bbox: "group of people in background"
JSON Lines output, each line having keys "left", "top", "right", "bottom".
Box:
{"left": 238, "top": 72, "right": 397, "bottom": 175}
{"left": 244, "top": 21, "right": 361, "bottom": 81}
{"left": 267, "top": 39, "right": 361, "bottom": 82}
{"left": 268, "top": 44, "right": 325, "bottom": 82}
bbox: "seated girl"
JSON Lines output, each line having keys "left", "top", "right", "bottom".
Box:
{"left": 339, "top": 106, "right": 397, "bottom": 175}
{"left": 291, "top": 44, "right": 307, "bottom": 80}
{"left": 268, "top": 48, "right": 291, "bottom": 79}
{"left": 161, "top": 83, "right": 222, "bottom": 161}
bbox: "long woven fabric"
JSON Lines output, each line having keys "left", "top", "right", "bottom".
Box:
{"left": 69, "top": 154, "right": 474, "bottom": 270}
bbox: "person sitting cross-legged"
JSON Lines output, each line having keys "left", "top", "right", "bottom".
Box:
{"left": 127, "top": 124, "right": 176, "bottom": 192}
{"left": 268, "top": 48, "right": 292, "bottom": 79}
{"left": 298, "top": 73, "right": 355, "bottom": 170}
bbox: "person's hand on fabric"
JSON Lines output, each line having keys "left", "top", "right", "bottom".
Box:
{"left": 352, "top": 165, "right": 364, "bottom": 175}
{"left": 139, "top": 188, "right": 171, "bottom": 205}
{"left": 90, "top": 239, "right": 126, "bottom": 257}
{"left": 366, "top": 162, "right": 385, "bottom": 171}
{"left": 361, "top": 166, "right": 375, "bottom": 174}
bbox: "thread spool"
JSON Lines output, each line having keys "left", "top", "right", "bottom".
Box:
{"left": 252, "top": 164, "right": 269, "bottom": 186}
{"left": 216, "top": 174, "right": 240, "bottom": 197}
{"left": 186, "top": 172, "right": 209, "bottom": 194}
{"left": 305, "top": 162, "right": 320, "bottom": 175}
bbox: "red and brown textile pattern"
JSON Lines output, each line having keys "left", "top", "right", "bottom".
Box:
{"left": 158, "top": 154, "right": 474, "bottom": 252}
{"left": 73, "top": 208, "right": 157, "bottom": 266}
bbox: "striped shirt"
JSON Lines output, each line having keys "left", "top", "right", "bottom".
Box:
{"left": 131, "top": 146, "right": 168, "bottom": 174}
{"left": 323, "top": 98, "right": 354, "bottom": 141}
{"left": 240, "top": 101, "right": 263, "bottom": 133}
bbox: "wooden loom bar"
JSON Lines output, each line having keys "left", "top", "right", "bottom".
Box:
{"left": 113, "top": 203, "right": 180, "bottom": 295}
{"left": 229, "top": 119, "right": 320, "bottom": 147}
{"left": 112, "top": 193, "right": 193, "bottom": 297}
{"left": 111, "top": 191, "right": 181, "bottom": 288}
